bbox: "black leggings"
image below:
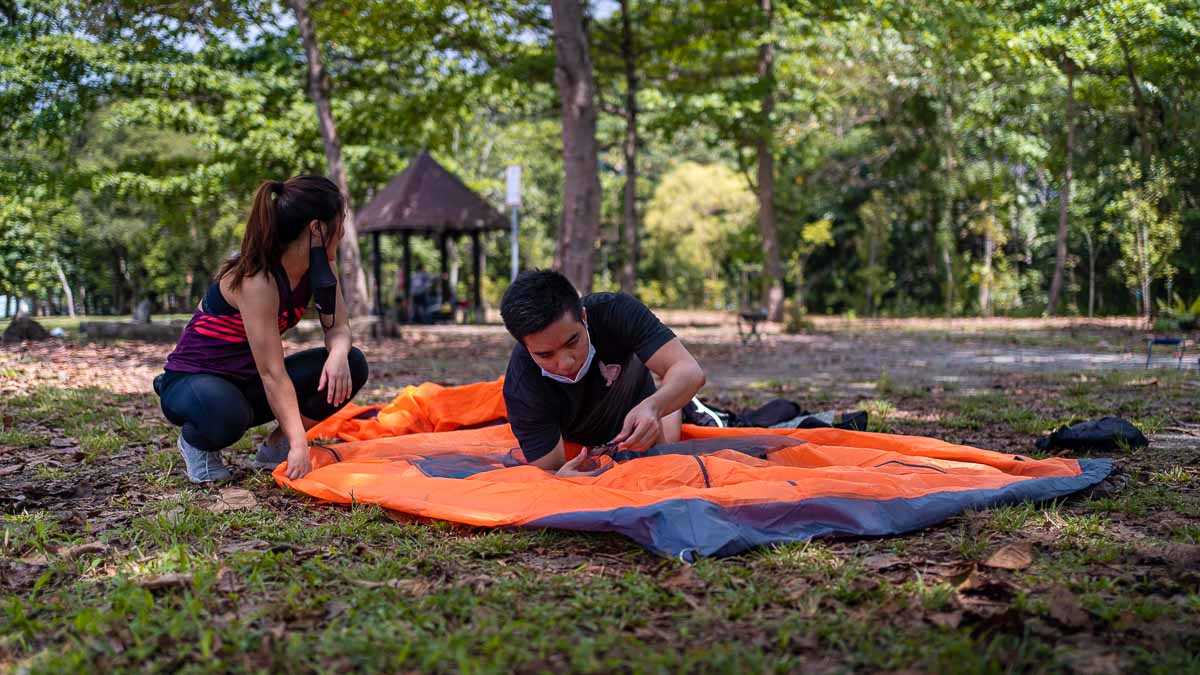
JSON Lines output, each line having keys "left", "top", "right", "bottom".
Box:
{"left": 154, "top": 347, "right": 369, "bottom": 452}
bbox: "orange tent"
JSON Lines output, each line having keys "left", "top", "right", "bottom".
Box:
{"left": 278, "top": 380, "right": 1110, "bottom": 560}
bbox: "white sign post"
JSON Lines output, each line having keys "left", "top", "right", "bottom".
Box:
{"left": 505, "top": 165, "right": 522, "bottom": 281}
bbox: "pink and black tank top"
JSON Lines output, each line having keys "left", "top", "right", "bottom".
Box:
{"left": 165, "top": 266, "right": 310, "bottom": 381}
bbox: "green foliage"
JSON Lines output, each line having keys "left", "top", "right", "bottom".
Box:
{"left": 1156, "top": 293, "right": 1200, "bottom": 331}
{"left": 1103, "top": 159, "right": 1183, "bottom": 316}
{"left": 1, "top": 0, "right": 1199, "bottom": 316}
{"left": 641, "top": 162, "right": 756, "bottom": 308}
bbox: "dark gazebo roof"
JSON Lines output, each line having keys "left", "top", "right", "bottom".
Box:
{"left": 357, "top": 150, "right": 507, "bottom": 234}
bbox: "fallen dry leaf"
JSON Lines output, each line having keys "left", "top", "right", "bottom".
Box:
{"left": 325, "top": 600, "right": 351, "bottom": 620}
{"left": 59, "top": 541, "right": 108, "bottom": 559}
{"left": 927, "top": 611, "right": 962, "bottom": 629}
{"left": 209, "top": 488, "right": 257, "bottom": 513}
{"left": 861, "top": 553, "right": 906, "bottom": 571}
{"left": 0, "top": 464, "right": 23, "bottom": 477}
{"left": 219, "top": 539, "right": 271, "bottom": 554}
{"left": 134, "top": 572, "right": 194, "bottom": 589}
{"left": 1045, "top": 588, "right": 1090, "bottom": 629}
{"left": 982, "top": 542, "right": 1033, "bottom": 570}
{"left": 346, "top": 577, "right": 433, "bottom": 595}
{"left": 215, "top": 567, "right": 243, "bottom": 593}
{"left": 661, "top": 565, "right": 702, "bottom": 590}
{"left": 1066, "top": 650, "right": 1123, "bottom": 675}
{"left": 49, "top": 437, "right": 76, "bottom": 448}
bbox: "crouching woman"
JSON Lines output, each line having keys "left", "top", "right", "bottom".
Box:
{"left": 153, "top": 176, "right": 369, "bottom": 482}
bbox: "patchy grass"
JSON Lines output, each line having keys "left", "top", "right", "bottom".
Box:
{"left": 2, "top": 333, "right": 1199, "bottom": 672}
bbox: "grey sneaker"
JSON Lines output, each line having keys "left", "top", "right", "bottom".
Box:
{"left": 178, "top": 434, "right": 233, "bottom": 483}
{"left": 250, "top": 435, "right": 290, "bottom": 471}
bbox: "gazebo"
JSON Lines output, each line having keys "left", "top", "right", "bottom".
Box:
{"left": 357, "top": 150, "right": 508, "bottom": 322}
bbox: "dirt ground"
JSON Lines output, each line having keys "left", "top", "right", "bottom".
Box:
{"left": 2, "top": 318, "right": 1198, "bottom": 672}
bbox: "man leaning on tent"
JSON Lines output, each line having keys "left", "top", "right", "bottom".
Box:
{"left": 499, "top": 270, "right": 706, "bottom": 477}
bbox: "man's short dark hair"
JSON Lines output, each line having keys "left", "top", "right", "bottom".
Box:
{"left": 500, "top": 270, "right": 583, "bottom": 342}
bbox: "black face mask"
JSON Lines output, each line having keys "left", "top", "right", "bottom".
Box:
{"left": 309, "top": 226, "right": 338, "bottom": 328}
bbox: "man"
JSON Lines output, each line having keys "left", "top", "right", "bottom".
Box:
{"left": 500, "top": 270, "right": 705, "bottom": 476}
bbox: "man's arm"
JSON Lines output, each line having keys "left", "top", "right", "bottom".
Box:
{"left": 613, "top": 338, "right": 705, "bottom": 451}
{"left": 529, "top": 438, "right": 566, "bottom": 470}
{"left": 529, "top": 438, "right": 605, "bottom": 477}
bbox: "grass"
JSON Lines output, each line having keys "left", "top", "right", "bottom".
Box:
{"left": 2, "top": 341, "right": 1200, "bottom": 672}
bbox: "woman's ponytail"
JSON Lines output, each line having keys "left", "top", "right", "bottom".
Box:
{"left": 220, "top": 180, "right": 283, "bottom": 290}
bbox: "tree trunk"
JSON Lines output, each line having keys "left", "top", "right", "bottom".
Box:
{"left": 1119, "top": 43, "right": 1154, "bottom": 322}
{"left": 1138, "top": 220, "right": 1151, "bottom": 320}
{"left": 617, "top": 0, "right": 639, "bottom": 295}
{"left": 1047, "top": 61, "right": 1075, "bottom": 317}
{"left": 940, "top": 102, "right": 956, "bottom": 317}
{"left": 756, "top": 0, "right": 784, "bottom": 321}
{"left": 1120, "top": 39, "right": 1153, "bottom": 173}
{"left": 112, "top": 249, "right": 126, "bottom": 315}
{"left": 980, "top": 134, "right": 997, "bottom": 318}
{"left": 1082, "top": 228, "right": 1095, "bottom": 318}
{"left": 866, "top": 238, "right": 877, "bottom": 316}
{"left": 289, "top": 0, "right": 370, "bottom": 318}
{"left": 551, "top": 0, "right": 601, "bottom": 294}
{"left": 53, "top": 258, "right": 75, "bottom": 317}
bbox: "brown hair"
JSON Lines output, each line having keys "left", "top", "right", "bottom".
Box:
{"left": 220, "top": 175, "right": 346, "bottom": 289}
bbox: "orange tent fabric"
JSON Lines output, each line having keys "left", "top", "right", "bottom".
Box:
{"left": 305, "top": 377, "right": 506, "bottom": 443}
{"left": 278, "top": 380, "right": 1111, "bottom": 560}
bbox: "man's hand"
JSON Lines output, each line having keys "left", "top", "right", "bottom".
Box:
{"left": 285, "top": 443, "right": 312, "bottom": 480}
{"left": 613, "top": 398, "right": 663, "bottom": 452}
{"left": 555, "top": 449, "right": 609, "bottom": 478}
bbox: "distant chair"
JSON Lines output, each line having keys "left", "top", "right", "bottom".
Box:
{"left": 1145, "top": 337, "right": 1185, "bottom": 369}
{"left": 736, "top": 268, "right": 766, "bottom": 346}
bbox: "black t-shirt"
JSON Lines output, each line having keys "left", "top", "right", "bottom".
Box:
{"left": 503, "top": 292, "right": 676, "bottom": 461}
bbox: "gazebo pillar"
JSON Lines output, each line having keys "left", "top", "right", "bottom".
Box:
{"left": 439, "top": 230, "right": 450, "bottom": 309}
{"left": 371, "top": 231, "right": 382, "bottom": 317}
{"left": 402, "top": 231, "right": 412, "bottom": 323}
{"left": 471, "top": 231, "right": 482, "bottom": 314}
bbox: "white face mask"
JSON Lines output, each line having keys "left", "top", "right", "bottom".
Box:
{"left": 539, "top": 323, "right": 595, "bottom": 385}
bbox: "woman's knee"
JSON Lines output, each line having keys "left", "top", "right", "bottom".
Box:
{"left": 178, "top": 378, "right": 253, "bottom": 451}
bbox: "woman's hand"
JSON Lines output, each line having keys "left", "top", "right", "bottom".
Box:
{"left": 319, "top": 352, "right": 353, "bottom": 407}
{"left": 284, "top": 442, "right": 312, "bottom": 480}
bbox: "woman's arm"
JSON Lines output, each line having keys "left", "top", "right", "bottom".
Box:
{"left": 319, "top": 257, "right": 353, "bottom": 406}
{"left": 237, "top": 274, "right": 311, "bottom": 478}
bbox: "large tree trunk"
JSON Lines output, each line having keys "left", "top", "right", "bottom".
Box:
{"left": 290, "top": 0, "right": 370, "bottom": 318}
{"left": 1047, "top": 61, "right": 1076, "bottom": 317}
{"left": 617, "top": 0, "right": 639, "bottom": 295}
{"left": 756, "top": 0, "right": 784, "bottom": 321}
{"left": 53, "top": 258, "right": 75, "bottom": 317}
{"left": 551, "top": 0, "right": 601, "bottom": 294}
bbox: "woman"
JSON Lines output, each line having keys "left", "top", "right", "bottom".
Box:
{"left": 154, "top": 176, "right": 369, "bottom": 483}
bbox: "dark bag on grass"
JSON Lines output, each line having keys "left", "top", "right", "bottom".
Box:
{"left": 1034, "top": 416, "right": 1149, "bottom": 453}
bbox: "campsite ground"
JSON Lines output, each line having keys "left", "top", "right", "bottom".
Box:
{"left": 2, "top": 318, "right": 1198, "bottom": 673}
